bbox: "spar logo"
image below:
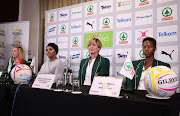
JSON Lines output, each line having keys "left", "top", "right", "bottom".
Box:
{"left": 60, "top": 24, "right": 66, "bottom": 34}
{"left": 161, "top": 7, "right": 173, "bottom": 21}
{"left": 0, "top": 41, "right": 5, "bottom": 48}
{"left": 101, "top": 5, "right": 111, "bottom": 10}
{"left": 87, "top": 5, "right": 94, "bottom": 16}
{"left": 12, "top": 28, "right": 23, "bottom": 36}
{"left": 119, "top": 32, "right": 128, "bottom": 44}
{"left": 137, "top": 30, "right": 149, "bottom": 43}
{"left": 86, "top": 52, "right": 91, "bottom": 58}
{"left": 0, "top": 30, "right": 5, "bottom": 36}
{"left": 139, "top": 0, "right": 149, "bottom": 6}
{"left": 124, "top": 62, "right": 133, "bottom": 71}
{"left": 49, "top": 13, "right": 55, "bottom": 22}
{"left": 139, "top": 50, "right": 145, "bottom": 59}
{"left": 102, "top": 18, "right": 110, "bottom": 29}
{"left": 72, "top": 37, "right": 79, "bottom": 47}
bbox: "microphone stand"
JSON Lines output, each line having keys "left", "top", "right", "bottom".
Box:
{"left": 123, "top": 77, "right": 129, "bottom": 99}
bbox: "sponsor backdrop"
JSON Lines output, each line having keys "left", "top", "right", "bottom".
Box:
{"left": 45, "top": 0, "right": 180, "bottom": 91}
{"left": 0, "top": 21, "right": 29, "bottom": 71}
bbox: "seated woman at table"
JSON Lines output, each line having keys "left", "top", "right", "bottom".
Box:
{"left": 124, "top": 37, "right": 171, "bottom": 90}
{"left": 78, "top": 38, "right": 110, "bottom": 86}
{"left": 38, "top": 43, "right": 64, "bottom": 82}
{"left": 1, "top": 46, "right": 27, "bottom": 79}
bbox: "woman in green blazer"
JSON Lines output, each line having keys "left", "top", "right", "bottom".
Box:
{"left": 78, "top": 38, "right": 110, "bottom": 85}
{"left": 125, "top": 37, "right": 171, "bottom": 90}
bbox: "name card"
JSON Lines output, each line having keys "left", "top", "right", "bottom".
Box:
{"left": 32, "top": 74, "right": 55, "bottom": 90}
{"left": 89, "top": 76, "right": 123, "bottom": 98}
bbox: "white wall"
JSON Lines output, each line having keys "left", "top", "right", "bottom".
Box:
{"left": 18, "top": 0, "right": 39, "bottom": 59}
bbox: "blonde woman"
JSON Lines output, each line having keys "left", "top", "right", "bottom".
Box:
{"left": 78, "top": 38, "right": 110, "bottom": 86}
{"left": 1, "top": 46, "right": 27, "bottom": 79}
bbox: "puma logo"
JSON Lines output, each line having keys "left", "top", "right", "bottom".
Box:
{"left": 86, "top": 21, "right": 94, "bottom": 28}
{"left": 161, "top": 50, "right": 174, "bottom": 60}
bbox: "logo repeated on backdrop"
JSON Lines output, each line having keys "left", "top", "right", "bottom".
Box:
{"left": 70, "top": 35, "right": 81, "bottom": 48}
{"left": 100, "top": 16, "right": 113, "bottom": 30}
{"left": 70, "top": 51, "right": 81, "bottom": 64}
{"left": 0, "top": 53, "right": 5, "bottom": 59}
{"left": 157, "top": 25, "right": 177, "bottom": 42}
{"left": 135, "top": 28, "right": 153, "bottom": 44}
{"left": 70, "top": 21, "right": 82, "bottom": 33}
{"left": 0, "top": 65, "right": 4, "bottom": 71}
{"left": 57, "top": 51, "right": 68, "bottom": 63}
{"left": 58, "top": 37, "right": 68, "bottom": 48}
{"left": 71, "top": 6, "right": 82, "bottom": 19}
{"left": 0, "top": 30, "right": 5, "bottom": 36}
{"left": 12, "top": 28, "right": 23, "bottom": 36}
{"left": 47, "top": 38, "right": 56, "bottom": 44}
{"left": 116, "top": 13, "right": 132, "bottom": 28}
{"left": 59, "top": 23, "right": 69, "bottom": 35}
{"left": 0, "top": 41, "right": 5, "bottom": 48}
{"left": 157, "top": 46, "right": 178, "bottom": 63}
{"left": 100, "top": 0, "right": 113, "bottom": 14}
{"left": 116, "top": 48, "right": 131, "bottom": 63}
{"left": 116, "top": 30, "right": 132, "bottom": 45}
{"left": 59, "top": 9, "right": 69, "bottom": 21}
{"left": 157, "top": 0, "right": 175, "bottom": 4}
{"left": 85, "top": 3, "right": 97, "bottom": 17}
{"left": 84, "top": 31, "right": 113, "bottom": 48}
{"left": 135, "top": 9, "right": 153, "bottom": 26}
{"left": 99, "top": 49, "right": 113, "bottom": 63}
{"left": 47, "top": 25, "right": 57, "bottom": 36}
{"left": 84, "top": 18, "right": 97, "bottom": 32}
{"left": 116, "top": 0, "right": 132, "bottom": 11}
{"left": 157, "top": 5, "right": 177, "bottom": 23}
{"left": 135, "top": 0, "right": 152, "bottom": 8}
{"left": 48, "top": 12, "right": 57, "bottom": 23}
{"left": 135, "top": 48, "right": 145, "bottom": 60}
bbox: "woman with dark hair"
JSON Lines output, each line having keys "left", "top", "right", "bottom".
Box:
{"left": 39, "top": 43, "right": 64, "bottom": 82}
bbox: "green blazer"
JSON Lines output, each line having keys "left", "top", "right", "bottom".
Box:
{"left": 78, "top": 54, "right": 110, "bottom": 85}
{"left": 125, "top": 59, "right": 171, "bottom": 90}
{"left": 1, "top": 58, "right": 27, "bottom": 79}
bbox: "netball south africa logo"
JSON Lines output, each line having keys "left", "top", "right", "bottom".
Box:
{"left": 86, "top": 52, "right": 91, "bottom": 58}
{"left": 119, "top": 32, "right": 128, "bottom": 44}
{"left": 161, "top": 7, "right": 173, "bottom": 21}
{"left": 87, "top": 5, "right": 94, "bottom": 16}
{"left": 102, "top": 18, "right": 110, "bottom": 29}
{"left": 124, "top": 62, "right": 133, "bottom": 71}
{"left": 60, "top": 24, "right": 66, "bottom": 34}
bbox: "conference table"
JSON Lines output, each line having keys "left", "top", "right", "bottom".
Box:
{"left": 0, "top": 83, "right": 180, "bottom": 116}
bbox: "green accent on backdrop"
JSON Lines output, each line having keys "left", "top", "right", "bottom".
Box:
{"left": 84, "top": 31, "right": 113, "bottom": 48}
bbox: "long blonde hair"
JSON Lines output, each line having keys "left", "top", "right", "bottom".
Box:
{"left": 12, "top": 46, "right": 26, "bottom": 60}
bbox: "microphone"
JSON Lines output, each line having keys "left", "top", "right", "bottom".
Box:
{"left": 16, "top": 58, "right": 23, "bottom": 66}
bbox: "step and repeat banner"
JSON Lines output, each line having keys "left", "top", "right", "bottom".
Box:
{"left": 0, "top": 21, "right": 29, "bottom": 71}
{"left": 45, "top": 0, "right": 180, "bottom": 81}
